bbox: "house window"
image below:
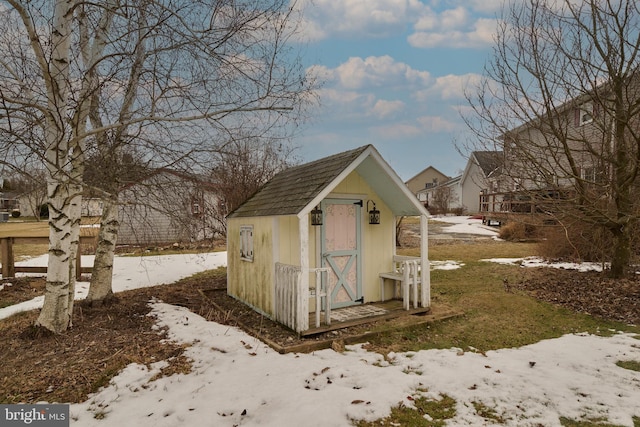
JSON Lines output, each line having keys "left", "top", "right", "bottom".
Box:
{"left": 581, "top": 167, "right": 598, "bottom": 183}
{"left": 576, "top": 103, "right": 594, "bottom": 126}
{"left": 240, "top": 225, "right": 254, "bottom": 262}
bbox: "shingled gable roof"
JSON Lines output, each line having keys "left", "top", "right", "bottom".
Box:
{"left": 228, "top": 144, "right": 428, "bottom": 219}
{"left": 228, "top": 145, "right": 371, "bottom": 218}
{"left": 472, "top": 151, "right": 503, "bottom": 177}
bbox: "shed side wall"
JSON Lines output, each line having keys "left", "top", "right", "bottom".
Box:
{"left": 227, "top": 216, "right": 275, "bottom": 316}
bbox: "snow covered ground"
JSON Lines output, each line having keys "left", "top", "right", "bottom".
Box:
{"left": 1, "top": 217, "right": 639, "bottom": 426}
{"left": 432, "top": 214, "right": 501, "bottom": 237}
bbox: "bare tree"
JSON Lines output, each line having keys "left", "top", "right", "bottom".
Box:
{"left": 430, "top": 186, "right": 454, "bottom": 215}
{"left": 0, "top": 0, "right": 312, "bottom": 331}
{"left": 209, "top": 137, "right": 297, "bottom": 236}
{"left": 464, "top": 0, "right": 640, "bottom": 278}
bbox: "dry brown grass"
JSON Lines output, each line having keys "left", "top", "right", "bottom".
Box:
{"left": 0, "top": 221, "right": 49, "bottom": 238}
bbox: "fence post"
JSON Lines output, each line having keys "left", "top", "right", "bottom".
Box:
{"left": 0, "top": 237, "right": 15, "bottom": 278}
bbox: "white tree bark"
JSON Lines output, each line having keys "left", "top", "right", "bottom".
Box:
{"left": 34, "top": 0, "right": 76, "bottom": 333}
{"left": 86, "top": 198, "right": 119, "bottom": 303}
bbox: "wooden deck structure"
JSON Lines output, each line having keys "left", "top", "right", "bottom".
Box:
{"left": 479, "top": 191, "right": 561, "bottom": 226}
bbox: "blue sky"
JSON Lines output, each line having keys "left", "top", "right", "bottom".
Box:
{"left": 293, "top": 0, "right": 503, "bottom": 181}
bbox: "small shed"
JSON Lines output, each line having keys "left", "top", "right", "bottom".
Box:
{"left": 226, "top": 145, "right": 430, "bottom": 333}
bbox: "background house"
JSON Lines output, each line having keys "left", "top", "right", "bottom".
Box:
{"left": 226, "top": 145, "right": 430, "bottom": 333}
{"left": 118, "top": 169, "right": 223, "bottom": 245}
{"left": 460, "top": 151, "right": 503, "bottom": 213}
{"left": 416, "top": 175, "right": 461, "bottom": 214}
{"left": 405, "top": 166, "right": 450, "bottom": 198}
{"left": 418, "top": 151, "right": 503, "bottom": 214}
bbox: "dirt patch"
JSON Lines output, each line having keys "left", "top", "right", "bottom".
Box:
{"left": 0, "top": 277, "right": 46, "bottom": 308}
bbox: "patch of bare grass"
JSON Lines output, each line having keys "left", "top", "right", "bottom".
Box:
{"left": 366, "top": 243, "right": 638, "bottom": 354}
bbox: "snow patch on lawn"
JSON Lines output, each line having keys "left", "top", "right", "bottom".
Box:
{"left": 483, "top": 256, "right": 604, "bottom": 272}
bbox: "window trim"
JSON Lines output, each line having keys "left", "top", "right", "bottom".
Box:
{"left": 577, "top": 102, "right": 594, "bottom": 126}
{"left": 240, "top": 225, "right": 254, "bottom": 262}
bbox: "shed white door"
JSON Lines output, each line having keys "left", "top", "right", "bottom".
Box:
{"left": 321, "top": 199, "right": 362, "bottom": 308}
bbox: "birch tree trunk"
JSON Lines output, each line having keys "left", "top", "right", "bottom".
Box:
{"left": 35, "top": 0, "right": 76, "bottom": 333}
{"left": 85, "top": 2, "right": 139, "bottom": 302}
{"left": 86, "top": 198, "right": 119, "bottom": 303}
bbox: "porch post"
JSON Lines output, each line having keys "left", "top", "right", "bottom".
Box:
{"left": 420, "top": 214, "right": 430, "bottom": 307}
{"left": 298, "top": 216, "right": 310, "bottom": 332}
{"left": 392, "top": 216, "right": 397, "bottom": 257}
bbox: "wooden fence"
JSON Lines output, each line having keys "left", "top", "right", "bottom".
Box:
{"left": 0, "top": 236, "right": 96, "bottom": 280}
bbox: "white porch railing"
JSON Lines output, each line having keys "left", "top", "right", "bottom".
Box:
{"left": 275, "top": 263, "right": 305, "bottom": 332}
{"left": 379, "top": 255, "right": 427, "bottom": 310}
{"left": 274, "top": 263, "right": 330, "bottom": 333}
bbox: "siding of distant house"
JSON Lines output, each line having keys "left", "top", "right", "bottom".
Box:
{"left": 460, "top": 161, "right": 485, "bottom": 213}
{"left": 117, "top": 170, "right": 221, "bottom": 245}
{"left": 405, "top": 166, "right": 450, "bottom": 195}
{"left": 503, "top": 99, "right": 609, "bottom": 190}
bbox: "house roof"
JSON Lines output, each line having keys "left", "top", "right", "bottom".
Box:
{"left": 472, "top": 151, "right": 503, "bottom": 177}
{"left": 415, "top": 175, "right": 461, "bottom": 195}
{"left": 405, "top": 165, "right": 450, "bottom": 184}
{"left": 228, "top": 144, "right": 428, "bottom": 219}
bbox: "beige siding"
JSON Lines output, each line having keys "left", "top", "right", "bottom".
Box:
{"left": 118, "top": 172, "right": 223, "bottom": 245}
{"left": 405, "top": 167, "right": 449, "bottom": 194}
{"left": 227, "top": 216, "right": 275, "bottom": 316}
{"left": 277, "top": 215, "right": 301, "bottom": 266}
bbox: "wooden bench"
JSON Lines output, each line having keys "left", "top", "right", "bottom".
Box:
{"left": 379, "top": 255, "right": 422, "bottom": 310}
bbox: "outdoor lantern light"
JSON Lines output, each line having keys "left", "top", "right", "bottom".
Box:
{"left": 367, "top": 200, "right": 380, "bottom": 225}
{"left": 311, "top": 205, "right": 323, "bottom": 226}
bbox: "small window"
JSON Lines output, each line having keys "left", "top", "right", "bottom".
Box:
{"left": 581, "top": 167, "right": 597, "bottom": 183}
{"left": 240, "top": 225, "right": 254, "bottom": 262}
{"left": 577, "top": 103, "right": 594, "bottom": 126}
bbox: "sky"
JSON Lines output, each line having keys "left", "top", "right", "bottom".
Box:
{"left": 2, "top": 218, "right": 639, "bottom": 426}
{"left": 293, "top": 0, "right": 504, "bottom": 181}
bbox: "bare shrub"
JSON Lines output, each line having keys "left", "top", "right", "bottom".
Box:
{"left": 538, "top": 222, "right": 616, "bottom": 263}
{"left": 498, "top": 222, "right": 537, "bottom": 241}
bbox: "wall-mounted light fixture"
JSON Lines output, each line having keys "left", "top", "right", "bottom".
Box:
{"left": 367, "top": 200, "right": 380, "bottom": 225}
{"left": 311, "top": 205, "right": 323, "bottom": 226}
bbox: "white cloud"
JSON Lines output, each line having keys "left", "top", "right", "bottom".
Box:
{"left": 408, "top": 16, "right": 497, "bottom": 48}
{"left": 313, "top": 56, "right": 431, "bottom": 90}
{"left": 417, "top": 115, "right": 458, "bottom": 132}
{"left": 373, "top": 122, "right": 423, "bottom": 139}
{"left": 371, "top": 99, "right": 405, "bottom": 118}
{"left": 293, "top": 0, "right": 428, "bottom": 41}
{"left": 413, "top": 73, "right": 483, "bottom": 102}
{"left": 307, "top": 56, "right": 479, "bottom": 135}
{"left": 435, "top": 73, "right": 483, "bottom": 100}
{"left": 295, "top": 0, "right": 501, "bottom": 49}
